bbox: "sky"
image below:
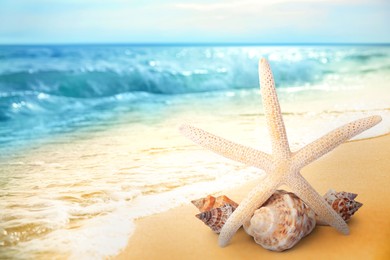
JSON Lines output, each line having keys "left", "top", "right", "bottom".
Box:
{"left": 0, "top": 0, "right": 389, "bottom": 44}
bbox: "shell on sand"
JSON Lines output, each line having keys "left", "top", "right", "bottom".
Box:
{"left": 243, "top": 190, "right": 316, "bottom": 252}
{"left": 214, "top": 195, "right": 238, "bottom": 209}
{"left": 322, "top": 189, "right": 362, "bottom": 222}
{"left": 192, "top": 195, "right": 216, "bottom": 212}
{"left": 195, "top": 204, "right": 236, "bottom": 234}
{"left": 192, "top": 195, "right": 238, "bottom": 212}
{"left": 192, "top": 189, "right": 362, "bottom": 250}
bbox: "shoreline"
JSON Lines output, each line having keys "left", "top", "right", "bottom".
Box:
{"left": 115, "top": 133, "right": 390, "bottom": 259}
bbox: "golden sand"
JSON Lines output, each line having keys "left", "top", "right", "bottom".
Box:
{"left": 116, "top": 134, "right": 390, "bottom": 260}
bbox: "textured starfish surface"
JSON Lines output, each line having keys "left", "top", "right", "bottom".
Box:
{"left": 180, "top": 58, "right": 382, "bottom": 247}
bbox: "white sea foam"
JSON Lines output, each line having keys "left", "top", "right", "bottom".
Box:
{"left": 6, "top": 167, "right": 262, "bottom": 259}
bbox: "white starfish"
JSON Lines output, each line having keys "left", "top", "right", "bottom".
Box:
{"left": 180, "top": 58, "right": 382, "bottom": 247}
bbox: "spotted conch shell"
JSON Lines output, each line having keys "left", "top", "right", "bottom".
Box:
{"left": 192, "top": 195, "right": 238, "bottom": 233}
{"left": 195, "top": 204, "right": 236, "bottom": 234}
{"left": 317, "top": 189, "right": 363, "bottom": 225}
{"left": 243, "top": 190, "right": 316, "bottom": 251}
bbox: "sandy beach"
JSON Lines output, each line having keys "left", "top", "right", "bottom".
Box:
{"left": 116, "top": 134, "right": 390, "bottom": 260}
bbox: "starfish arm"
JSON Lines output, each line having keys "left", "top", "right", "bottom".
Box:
{"left": 180, "top": 124, "right": 272, "bottom": 171}
{"left": 259, "top": 58, "right": 290, "bottom": 159}
{"left": 218, "top": 176, "right": 279, "bottom": 247}
{"left": 293, "top": 115, "right": 382, "bottom": 169}
{"left": 286, "top": 173, "right": 349, "bottom": 235}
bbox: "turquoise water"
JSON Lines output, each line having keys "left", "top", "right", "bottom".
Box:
{"left": 1, "top": 44, "right": 390, "bottom": 154}
{"left": 0, "top": 44, "right": 389, "bottom": 259}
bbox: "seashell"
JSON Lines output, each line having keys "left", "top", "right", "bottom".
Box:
{"left": 214, "top": 195, "right": 239, "bottom": 209}
{"left": 195, "top": 204, "right": 236, "bottom": 234}
{"left": 192, "top": 195, "right": 216, "bottom": 212}
{"left": 192, "top": 195, "right": 238, "bottom": 212}
{"left": 323, "top": 189, "right": 358, "bottom": 202}
{"left": 321, "top": 189, "right": 362, "bottom": 223}
{"left": 243, "top": 190, "right": 316, "bottom": 252}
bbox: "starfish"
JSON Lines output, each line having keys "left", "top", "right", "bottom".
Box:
{"left": 180, "top": 58, "right": 382, "bottom": 247}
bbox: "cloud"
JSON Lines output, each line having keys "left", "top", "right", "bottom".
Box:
{"left": 168, "top": 0, "right": 389, "bottom": 43}
{"left": 172, "top": 0, "right": 363, "bottom": 12}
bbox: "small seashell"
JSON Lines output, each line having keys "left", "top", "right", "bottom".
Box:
{"left": 243, "top": 190, "right": 316, "bottom": 252}
{"left": 214, "top": 195, "right": 239, "bottom": 209}
{"left": 322, "top": 189, "right": 362, "bottom": 222}
{"left": 192, "top": 195, "right": 238, "bottom": 212}
{"left": 192, "top": 195, "right": 216, "bottom": 212}
{"left": 195, "top": 204, "right": 236, "bottom": 234}
{"left": 323, "top": 189, "right": 358, "bottom": 202}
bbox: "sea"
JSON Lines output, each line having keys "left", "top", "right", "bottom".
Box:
{"left": 1, "top": 44, "right": 389, "bottom": 259}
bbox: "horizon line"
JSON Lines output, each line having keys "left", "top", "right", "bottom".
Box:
{"left": 0, "top": 42, "right": 389, "bottom": 47}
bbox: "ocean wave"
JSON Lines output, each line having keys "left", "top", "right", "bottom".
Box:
{"left": 1, "top": 68, "right": 237, "bottom": 97}
{"left": 1, "top": 45, "right": 388, "bottom": 99}
{"left": 0, "top": 90, "right": 143, "bottom": 121}
{"left": 0, "top": 89, "right": 157, "bottom": 152}
{"left": 0, "top": 44, "right": 389, "bottom": 151}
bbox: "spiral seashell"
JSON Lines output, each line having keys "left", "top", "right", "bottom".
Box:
{"left": 321, "top": 189, "right": 362, "bottom": 222}
{"left": 214, "top": 195, "right": 239, "bottom": 209}
{"left": 192, "top": 195, "right": 238, "bottom": 212}
{"left": 243, "top": 190, "right": 316, "bottom": 252}
{"left": 195, "top": 204, "right": 236, "bottom": 234}
{"left": 192, "top": 195, "right": 216, "bottom": 212}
